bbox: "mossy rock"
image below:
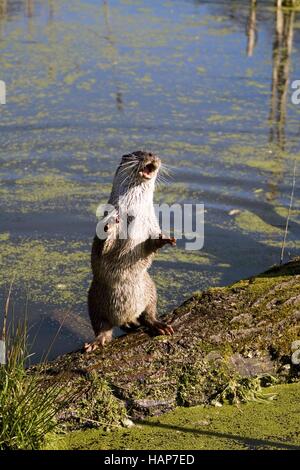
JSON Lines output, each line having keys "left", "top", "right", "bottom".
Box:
{"left": 45, "top": 382, "right": 300, "bottom": 450}
{"left": 32, "top": 258, "right": 300, "bottom": 429}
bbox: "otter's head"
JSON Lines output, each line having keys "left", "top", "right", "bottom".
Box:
{"left": 117, "top": 151, "right": 161, "bottom": 187}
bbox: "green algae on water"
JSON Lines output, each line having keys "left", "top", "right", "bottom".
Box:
{"left": 0, "top": 236, "right": 90, "bottom": 305}
{"left": 235, "top": 210, "right": 283, "bottom": 235}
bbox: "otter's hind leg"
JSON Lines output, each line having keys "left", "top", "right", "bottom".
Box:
{"left": 140, "top": 305, "right": 174, "bottom": 336}
{"left": 139, "top": 275, "right": 174, "bottom": 336}
{"left": 84, "top": 281, "right": 113, "bottom": 353}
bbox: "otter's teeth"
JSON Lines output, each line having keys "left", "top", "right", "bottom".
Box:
{"left": 139, "top": 170, "right": 152, "bottom": 179}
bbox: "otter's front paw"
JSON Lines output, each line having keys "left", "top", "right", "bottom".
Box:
{"left": 157, "top": 234, "right": 176, "bottom": 248}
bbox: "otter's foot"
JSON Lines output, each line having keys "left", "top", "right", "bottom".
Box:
{"left": 140, "top": 303, "right": 174, "bottom": 337}
{"left": 150, "top": 320, "right": 174, "bottom": 336}
{"left": 140, "top": 316, "right": 174, "bottom": 336}
{"left": 120, "top": 321, "right": 140, "bottom": 333}
{"left": 83, "top": 329, "right": 113, "bottom": 353}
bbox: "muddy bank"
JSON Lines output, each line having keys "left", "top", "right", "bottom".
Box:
{"left": 32, "top": 258, "right": 300, "bottom": 429}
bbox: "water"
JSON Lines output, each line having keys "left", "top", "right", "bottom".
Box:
{"left": 0, "top": 0, "right": 299, "bottom": 361}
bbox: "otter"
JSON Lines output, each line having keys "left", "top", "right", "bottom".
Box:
{"left": 84, "top": 151, "right": 175, "bottom": 352}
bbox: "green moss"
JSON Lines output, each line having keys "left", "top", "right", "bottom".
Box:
{"left": 0, "top": 173, "right": 111, "bottom": 214}
{"left": 221, "top": 143, "right": 300, "bottom": 174}
{"left": 66, "top": 372, "right": 127, "bottom": 430}
{"left": 153, "top": 265, "right": 221, "bottom": 312}
{"left": 176, "top": 363, "right": 207, "bottom": 406}
{"left": 157, "top": 249, "right": 211, "bottom": 266}
{"left": 0, "top": 237, "right": 90, "bottom": 304}
{"left": 207, "top": 114, "right": 236, "bottom": 124}
{"left": 155, "top": 183, "right": 190, "bottom": 205}
{"left": 235, "top": 210, "right": 283, "bottom": 235}
{"left": 0, "top": 232, "right": 10, "bottom": 241}
{"left": 196, "top": 66, "right": 206, "bottom": 74}
{"left": 245, "top": 80, "right": 267, "bottom": 90}
{"left": 212, "top": 374, "right": 278, "bottom": 406}
{"left": 274, "top": 206, "right": 300, "bottom": 219}
{"left": 45, "top": 382, "right": 300, "bottom": 450}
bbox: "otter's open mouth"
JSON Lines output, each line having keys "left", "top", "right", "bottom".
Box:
{"left": 139, "top": 162, "right": 158, "bottom": 180}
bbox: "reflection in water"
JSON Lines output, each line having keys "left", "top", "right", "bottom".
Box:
{"left": 48, "top": 0, "right": 54, "bottom": 22}
{"left": 269, "top": 0, "right": 295, "bottom": 151}
{"left": 102, "top": 0, "right": 124, "bottom": 112}
{"left": 46, "top": 1, "right": 57, "bottom": 82}
{"left": 26, "top": 0, "right": 34, "bottom": 37}
{"left": 0, "top": 0, "right": 7, "bottom": 16}
{"left": 26, "top": 0, "right": 33, "bottom": 18}
{"left": 0, "top": 1, "right": 27, "bottom": 38}
{"left": 246, "top": 0, "right": 257, "bottom": 57}
{"left": 267, "top": 0, "right": 295, "bottom": 201}
{"left": 0, "top": 0, "right": 23, "bottom": 19}
{"left": 0, "top": 0, "right": 7, "bottom": 39}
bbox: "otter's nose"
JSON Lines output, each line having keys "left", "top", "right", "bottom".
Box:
{"left": 147, "top": 155, "right": 161, "bottom": 169}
